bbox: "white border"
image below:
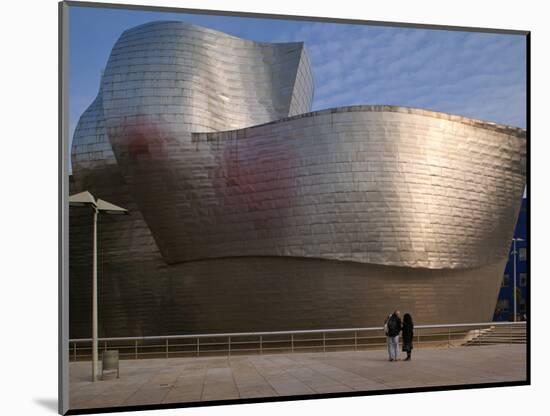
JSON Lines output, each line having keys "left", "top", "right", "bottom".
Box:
{"left": 2, "top": 0, "right": 547, "bottom": 415}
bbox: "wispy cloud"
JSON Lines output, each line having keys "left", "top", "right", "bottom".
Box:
{"left": 70, "top": 9, "right": 526, "bottom": 150}
{"left": 275, "top": 22, "right": 526, "bottom": 127}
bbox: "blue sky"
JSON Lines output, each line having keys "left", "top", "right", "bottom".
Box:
{"left": 69, "top": 5, "right": 526, "bottom": 148}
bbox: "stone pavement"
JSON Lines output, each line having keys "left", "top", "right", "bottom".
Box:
{"left": 69, "top": 344, "right": 526, "bottom": 410}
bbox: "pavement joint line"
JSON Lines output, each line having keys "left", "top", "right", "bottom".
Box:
{"left": 293, "top": 354, "right": 393, "bottom": 390}
{"left": 246, "top": 356, "right": 281, "bottom": 397}
{"left": 69, "top": 344, "right": 527, "bottom": 409}
{"left": 262, "top": 355, "right": 316, "bottom": 394}
{"left": 284, "top": 352, "right": 366, "bottom": 392}
{"left": 230, "top": 355, "right": 277, "bottom": 398}
{"left": 251, "top": 355, "right": 314, "bottom": 395}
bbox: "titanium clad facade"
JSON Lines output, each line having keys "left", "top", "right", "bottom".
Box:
{"left": 112, "top": 106, "right": 525, "bottom": 269}
{"left": 69, "top": 21, "right": 526, "bottom": 338}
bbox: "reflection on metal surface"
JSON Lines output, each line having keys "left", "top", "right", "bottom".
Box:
{"left": 70, "top": 21, "right": 526, "bottom": 338}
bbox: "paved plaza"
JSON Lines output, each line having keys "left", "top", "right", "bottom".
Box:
{"left": 69, "top": 344, "right": 526, "bottom": 410}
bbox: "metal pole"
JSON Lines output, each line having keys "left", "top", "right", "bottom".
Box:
{"left": 92, "top": 207, "right": 98, "bottom": 382}
{"left": 513, "top": 239, "right": 517, "bottom": 322}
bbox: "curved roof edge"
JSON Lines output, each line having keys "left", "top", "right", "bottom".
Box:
{"left": 119, "top": 20, "right": 306, "bottom": 49}
{"left": 194, "top": 105, "right": 526, "bottom": 138}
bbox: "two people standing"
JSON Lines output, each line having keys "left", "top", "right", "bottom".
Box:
{"left": 384, "top": 310, "right": 414, "bottom": 361}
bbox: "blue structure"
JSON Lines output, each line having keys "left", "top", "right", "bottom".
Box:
{"left": 494, "top": 196, "right": 528, "bottom": 321}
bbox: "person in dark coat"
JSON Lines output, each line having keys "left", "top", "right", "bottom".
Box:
{"left": 401, "top": 313, "right": 414, "bottom": 361}
{"left": 385, "top": 310, "right": 402, "bottom": 361}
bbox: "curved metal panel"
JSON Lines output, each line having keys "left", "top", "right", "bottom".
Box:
{"left": 69, "top": 21, "right": 526, "bottom": 337}
{"left": 72, "top": 20, "right": 313, "bottom": 177}
{"left": 71, "top": 88, "right": 115, "bottom": 173}
{"left": 101, "top": 21, "right": 313, "bottom": 129}
{"left": 107, "top": 105, "right": 525, "bottom": 269}
{"left": 67, "top": 251, "right": 507, "bottom": 337}
{"left": 72, "top": 21, "right": 315, "bottom": 259}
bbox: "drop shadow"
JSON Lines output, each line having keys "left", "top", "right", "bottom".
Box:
{"left": 34, "top": 398, "right": 58, "bottom": 413}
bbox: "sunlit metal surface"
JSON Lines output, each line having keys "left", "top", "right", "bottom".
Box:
{"left": 69, "top": 21, "right": 526, "bottom": 338}
{"left": 108, "top": 105, "right": 525, "bottom": 269}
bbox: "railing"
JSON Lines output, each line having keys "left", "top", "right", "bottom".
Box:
{"left": 68, "top": 321, "right": 526, "bottom": 361}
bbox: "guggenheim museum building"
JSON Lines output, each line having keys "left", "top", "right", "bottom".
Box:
{"left": 69, "top": 21, "right": 526, "bottom": 338}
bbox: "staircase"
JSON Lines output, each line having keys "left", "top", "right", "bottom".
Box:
{"left": 464, "top": 323, "right": 527, "bottom": 346}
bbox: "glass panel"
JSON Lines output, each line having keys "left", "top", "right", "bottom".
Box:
{"left": 519, "top": 273, "right": 527, "bottom": 287}
{"left": 496, "top": 299, "right": 509, "bottom": 312}
{"left": 519, "top": 247, "right": 527, "bottom": 261}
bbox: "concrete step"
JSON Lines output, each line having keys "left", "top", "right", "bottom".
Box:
{"left": 464, "top": 324, "right": 526, "bottom": 346}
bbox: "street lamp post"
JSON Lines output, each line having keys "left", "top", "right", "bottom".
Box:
{"left": 511, "top": 237, "right": 525, "bottom": 322}
{"left": 69, "top": 191, "right": 128, "bottom": 381}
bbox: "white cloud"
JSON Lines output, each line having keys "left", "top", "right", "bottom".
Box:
{"left": 283, "top": 23, "right": 526, "bottom": 127}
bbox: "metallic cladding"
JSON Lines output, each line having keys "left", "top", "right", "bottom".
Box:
{"left": 67, "top": 243, "right": 507, "bottom": 337}
{"left": 107, "top": 105, "right": 525, "bottom": 269}
{"left": 69, "top": 21, "right": 526, "bottom": 337}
